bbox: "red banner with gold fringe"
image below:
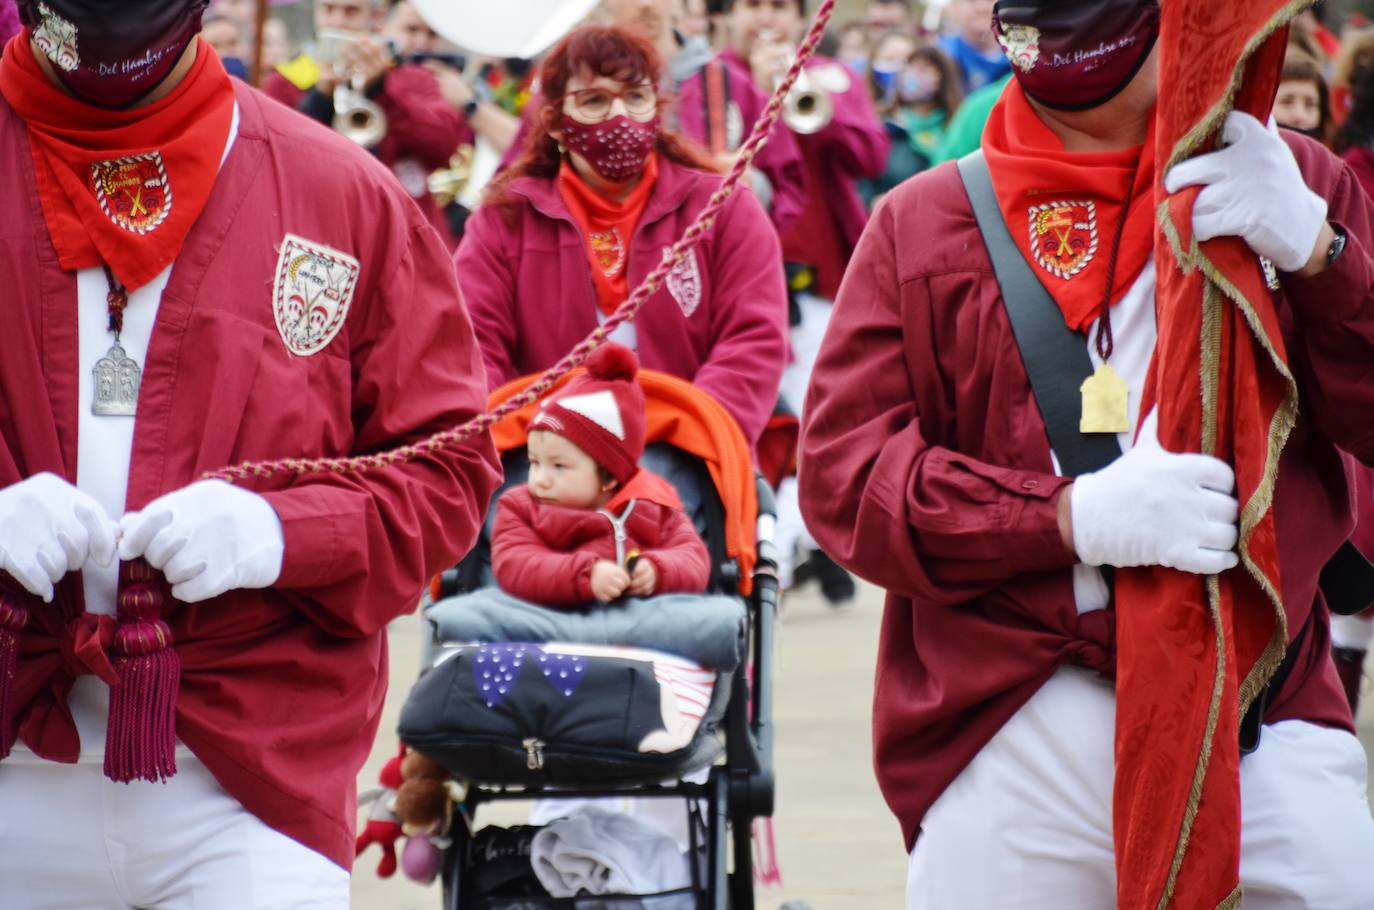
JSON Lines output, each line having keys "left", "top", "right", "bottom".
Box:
{"left": 1113, "top": 3, "right": 1308, "bottom": 908}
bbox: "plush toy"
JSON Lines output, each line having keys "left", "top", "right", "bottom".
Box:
{"left": 393, "top": 750, "right": 460, "bottom": 831}
{"left": 355, "top": 754, "right": 406, "bottom": 878}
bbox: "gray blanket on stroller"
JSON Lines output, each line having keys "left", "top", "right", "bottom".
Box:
{"left": 425, "top": 590, "right": 747, "bottom": 671}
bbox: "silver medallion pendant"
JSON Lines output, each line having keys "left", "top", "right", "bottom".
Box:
{"left": 92, "top": 342, "right": 140, "bottom": 417}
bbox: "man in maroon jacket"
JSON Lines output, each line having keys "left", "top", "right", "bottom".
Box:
{"left": 261, "top": 0, "right": 472, "bottom": 249}
{"left": 0, "top": 2, "right": 501, "bottom": 907}
{"left": 723, "top": 0, "right": 889, "bottom": 603}
{"left": 800, "top": 1, "right": 1374, "bottom": 907}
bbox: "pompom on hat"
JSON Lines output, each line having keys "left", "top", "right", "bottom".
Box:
{"left": 530, "top": 343, "right": 646, "bottom": 485}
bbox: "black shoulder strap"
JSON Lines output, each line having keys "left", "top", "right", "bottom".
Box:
{"left": 956, "top": 150, "right": 1123, "bottom": 477}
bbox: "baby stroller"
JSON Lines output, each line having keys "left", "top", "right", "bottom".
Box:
{"left": 399, "top": 366, "right": 780, "bottom": 909}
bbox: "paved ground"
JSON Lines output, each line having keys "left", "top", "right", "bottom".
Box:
{"left": 350, "top": 582, "right": 1374, "bottom": 910}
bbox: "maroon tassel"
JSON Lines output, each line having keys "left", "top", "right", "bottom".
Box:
{"left": 0, "top": 588, "right": 29, "bottom": 759}
{"left": 105, "top": 559, "right": 178, "bottom": 783}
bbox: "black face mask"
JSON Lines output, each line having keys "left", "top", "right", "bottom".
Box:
{"left": 19, "top": 0, "right": 209, "bottom": 109}
{"left": 991, "top": 0, "right": 1160, "bottom": 111}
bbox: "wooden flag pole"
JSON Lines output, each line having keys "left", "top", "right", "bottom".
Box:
{"left": 250, "top": 0, "right": 269, "bottom": 86}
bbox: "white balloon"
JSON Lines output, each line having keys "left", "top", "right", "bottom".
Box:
{"left": 411, "top": 0, "right": 601, "bottom": 60}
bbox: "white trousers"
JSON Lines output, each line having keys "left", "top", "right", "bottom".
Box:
{"left": 0, "top": 755, "right": 350, "bottom": 910}
{"left": 907, "top": 667, "right": 1374, "bottom": 909}
{"left": 776, "top": 292, "right": 832, "bottom": 587}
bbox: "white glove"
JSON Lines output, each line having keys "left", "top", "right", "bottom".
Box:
{"left": 0, "top": 473, "right": 117, "bottom": 602}
{"left": 1164, "top": 111, "right": 1327, "bottom": 273}
{"left": 1071, "top": 413, "right": 1240, "bottom": 575}
{"left": 119, "top": 480, "right": 284, "bottom": 603}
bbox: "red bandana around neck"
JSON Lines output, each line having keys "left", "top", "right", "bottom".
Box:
{"left": 0, "top": 33, "right": 234, "bottom": 292}
{"left": 982, "top": 80, "right": 1157, "bottom": 333}
{"left": 558, "top": 153, "right": 659, "bottom": 316}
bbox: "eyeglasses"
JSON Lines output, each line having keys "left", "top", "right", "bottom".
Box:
{"left": 561, "top": 84, "right": 658, "bottom": 122}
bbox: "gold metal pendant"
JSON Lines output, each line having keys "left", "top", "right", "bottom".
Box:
{"left": 92, "top": 342, "right": 140, "bottom": 417}
{"left": 1080, "top": 363, "right": 1129, "bottom": 434}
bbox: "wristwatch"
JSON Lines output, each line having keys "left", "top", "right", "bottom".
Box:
{"left": 1325, "top": 224, "right": 1348, "bottom": 270}
{"left": 462, "top": 97, "right": 480, "bottom": 121}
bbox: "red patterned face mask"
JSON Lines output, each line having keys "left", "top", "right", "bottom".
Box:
{"left": 560, "top": 113, "right": 660, "bottom": 183}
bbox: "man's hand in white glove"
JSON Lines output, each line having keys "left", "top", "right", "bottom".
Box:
{"left": 0, "top": 473, "right": 117, "bottom": 602}
{"left": 119, "top": 480, "right": 284, "bottom": 603}
{"left": 1068, "top": 415, "right": 1240, "bottom": 576}
{"left": 1164, "top": 111, "right": 1329, "bottom": 274}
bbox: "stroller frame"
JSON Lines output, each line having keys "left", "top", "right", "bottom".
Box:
{"left": 430, "top": 453, "right": 780, "bottom": 910}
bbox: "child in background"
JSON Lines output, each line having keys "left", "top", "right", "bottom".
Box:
{"left": 1274, "top": 50, "right": 1332, "bottom": 144}
{"left": 491, "top": 343, "right": 710, "bottom": 608}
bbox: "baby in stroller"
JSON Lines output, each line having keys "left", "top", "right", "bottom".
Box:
{"left": 492, "top": 343, "right": 711, "bottom": 610}
{"left": 400, "top": 342, "right": 771, "bottom": 905}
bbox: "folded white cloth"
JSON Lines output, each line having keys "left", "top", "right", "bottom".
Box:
{"left": 530, "top": 806, "right": 693, "bottom": 903}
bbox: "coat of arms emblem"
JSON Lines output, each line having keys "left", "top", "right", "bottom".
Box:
{"left": 998, "top": 23, "right": 1041, "bottom": 74}
{"left": 665, "top": 247, "right": 702, "bottom": 318}
{"left": 1028, "top": 200, "right": 1099, "bottom": 280}
{"left": 33, "top": 2, "right": 78, "bottom": 72}
{"left": 273, "top": 234, "right": 360, "bottom": 356}
{"left": 92, "top": 152, "right": 172, "bottom": 235}
{"left": 590, "top": 228, "right": 626, "bottom": 278}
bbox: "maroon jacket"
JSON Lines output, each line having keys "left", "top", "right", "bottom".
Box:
{"left": 0, "top": 82, "right": 502, "bottom": 868}
{"left": 719, "top": 50, "right": 889, "bottom": 299}
{"left": 263, "top": 63, "right": 470, "bottom": 250}
{"left": 455, "top": 158, "right": 788, "bottom": 446}
{"left": 799, "top": 135, "right": 1372, "bottom": 851}
{"left": 492, "top": 485, "right": 710, "bottom": 608}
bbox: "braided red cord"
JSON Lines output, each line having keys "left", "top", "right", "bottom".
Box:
{"left": 207, "top": 0, "right": 836, "bottom": 483}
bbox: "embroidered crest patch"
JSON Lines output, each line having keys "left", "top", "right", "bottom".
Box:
{"left": 33, "top": 3, "right": 79, "bottom": 72}
{"left": 272, "top": 234, "right": 360, "bottom": 356}
{"left": 665, "top": 247, "right": 702, "bottom": 318}
{"left": 92, "top": 152, "right": 172, "bottom": 235}
{"left": 998, "top": 24, "right": 1041, "bottom": 73}
{"left": 1028, "top": 200, "right": 1098, "bottom": 280}
{"left": 590, "top": 228, "right": 626, "bottom": 278}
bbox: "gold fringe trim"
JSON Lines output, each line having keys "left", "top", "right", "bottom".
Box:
{"left": 1151, "top": 2, "right": 1315, "bottom": 906}
{"left": 1163, "top": 0, "right": 1320, "bottom": 172}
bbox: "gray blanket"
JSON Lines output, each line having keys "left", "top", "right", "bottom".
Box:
{"left": 425, "top": 589, "right": 747, "bottom": 672}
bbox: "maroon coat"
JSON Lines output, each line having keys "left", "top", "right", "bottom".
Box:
{"left": 719, "top": 50, "right": 889, "bottom": 299}
{"left": 455, "top": 158, "right": 788, "bottom": 446}
{"left": 263, "top": 63, "right": 470, "bottom": 250}
{"left": 0, "top": 81, "right": 502, "bottom": 868}
{"left": 492, "top": 485, "right": 710, "bottom": 608}
{"left": 799, "top": 135, "right": 1372, "bottom": 851}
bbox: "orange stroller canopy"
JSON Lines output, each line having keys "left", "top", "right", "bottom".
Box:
{"left": 489, "top": 367, "right": 759, "bottom": 595}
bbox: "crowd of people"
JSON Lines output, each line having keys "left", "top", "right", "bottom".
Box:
{"left": 1, "top": 0, "right": 1374, "bottom": 907}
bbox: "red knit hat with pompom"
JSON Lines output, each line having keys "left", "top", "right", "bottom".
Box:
{"left": 529, "top": 343, "right": 646, "bottom": 484}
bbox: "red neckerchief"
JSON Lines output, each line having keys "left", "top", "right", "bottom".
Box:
{"left": 982, "top": 81, "right": 1156, "bottom": 332}
{"left": 0, "top": 33, "right": 234, "bottom": 292}
{"left": 557, "top": 153, "right": 659, "bottom": 316}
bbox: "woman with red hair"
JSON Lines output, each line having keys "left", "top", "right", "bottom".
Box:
{"left": 455, "top": 25, "right": 788, "bottom": 447}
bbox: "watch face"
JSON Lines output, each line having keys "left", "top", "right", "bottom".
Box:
{"left": 1328, "top": 228, "right": 1348, "bottom": 267}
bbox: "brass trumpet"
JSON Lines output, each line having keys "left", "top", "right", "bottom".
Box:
{"left": 333, "top": 73, "right": 387, "bottom": 149}
{"left": 759, "top": 30, "right": 846, "bottom": 135}
{"left": 781, "top": 68, "right": 833, "bottom": 135}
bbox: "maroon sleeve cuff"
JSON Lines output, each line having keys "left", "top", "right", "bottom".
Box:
{"left": 262, "top": 486, "right": 353, "bottom": 590}
{"left": 1283, "top": 221, "right": 1374, "bottom": 325}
